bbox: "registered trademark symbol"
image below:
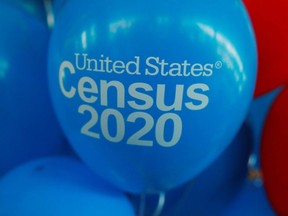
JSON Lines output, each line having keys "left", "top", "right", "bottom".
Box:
{"left": 215, "top": 61, "right": 222, "bottom": 69}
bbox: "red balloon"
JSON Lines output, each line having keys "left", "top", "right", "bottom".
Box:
{"left": 243, "top": 0, "right": 288, "bottom": 97}
{"left": 261, "top": 87, "right": 288, "bottom": 215}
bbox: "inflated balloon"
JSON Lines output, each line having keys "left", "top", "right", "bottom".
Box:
{"left": 0, "top": 0, "right": 47, "bottom": 23}
{"left": 0, "top": 3, "right": 69, "bottom": 175}
{"left": 52, "top": 0, "right": 67, "bottom": 16}
{"left": 129, "top": 123, "right": 252, "bottom": 216}
{"left": 261, "top": 88, "right": 288, "bottom": 215}
{"left": 48, "top": 0, "right": 257, "bottom": 193}
{"left": 247, "top": 87, "right": 281, "bottom": 168}
{"left": 164, "top": 124, "right": 252, "bottom": 216}
{"left": 243, "top": 0, "right": 288, "bottom": 97}
{"left": 0, "top": 156, "right": 135, "bottom": 216}
{"left": 221, "top": 180, "right": 276, "bottom": 216}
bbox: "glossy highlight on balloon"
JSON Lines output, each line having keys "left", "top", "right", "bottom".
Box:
{"left": 48, "top": 0, "right": 257, "bottom": 193}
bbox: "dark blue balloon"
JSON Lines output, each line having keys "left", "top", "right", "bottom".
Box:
{"left": 0, "top": 0, "right": 47, "bottom": 23}
{"left": 0, "top": 156, "right": 135, "bottom": 216}
{"left": 0, "top": 3, "right": 69, "bottom": 175}
{"left": 129, "top": 124, "right": 252, "bottom": 216}
{"left": 220, "top": 180, "right": 276, "bottom": 216}
{"left": 48, "top": 0, "right": 257, "bottom": 193}
{"left": 247, "top": 87, "right": 281, "bottom": 169}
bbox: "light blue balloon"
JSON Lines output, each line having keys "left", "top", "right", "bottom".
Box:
{"left": 220, "top": 180, "right": 276, "bottom": 216}
{"left": 0, "top": 3, "right": 70, "bottom": 175}
{"left": 0, "top": 156, "right": 135, "bottom": 216}
{"left": 48, "top": 0, "right": 257, "bottom": 193}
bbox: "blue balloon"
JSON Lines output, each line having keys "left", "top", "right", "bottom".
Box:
{"left": 0, "top": 0, "right": 47, "bottom": 23}
{"left": 129, "top": 123, "right": 252, "bottom": 216}
{"left": 0, "top": 3, "right": 69, "bottom": 175}
{"left": 0, "top": 156, "right": 135, "bottom": 216}
{"left": 48, "top": 0, "right": 257, "bottom": 193}
{"left": 220, "top": 180, "right": 276, "bottom": 216}
{"left": 247, "top": 87, "right": 281, "bottom": 169}
{"left": 52, "top": 0, "right": 67, "bottom": 16}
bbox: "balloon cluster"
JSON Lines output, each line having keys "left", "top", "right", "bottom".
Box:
{"left": 0, "top": 0, "right": 285, "bottom": 215}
